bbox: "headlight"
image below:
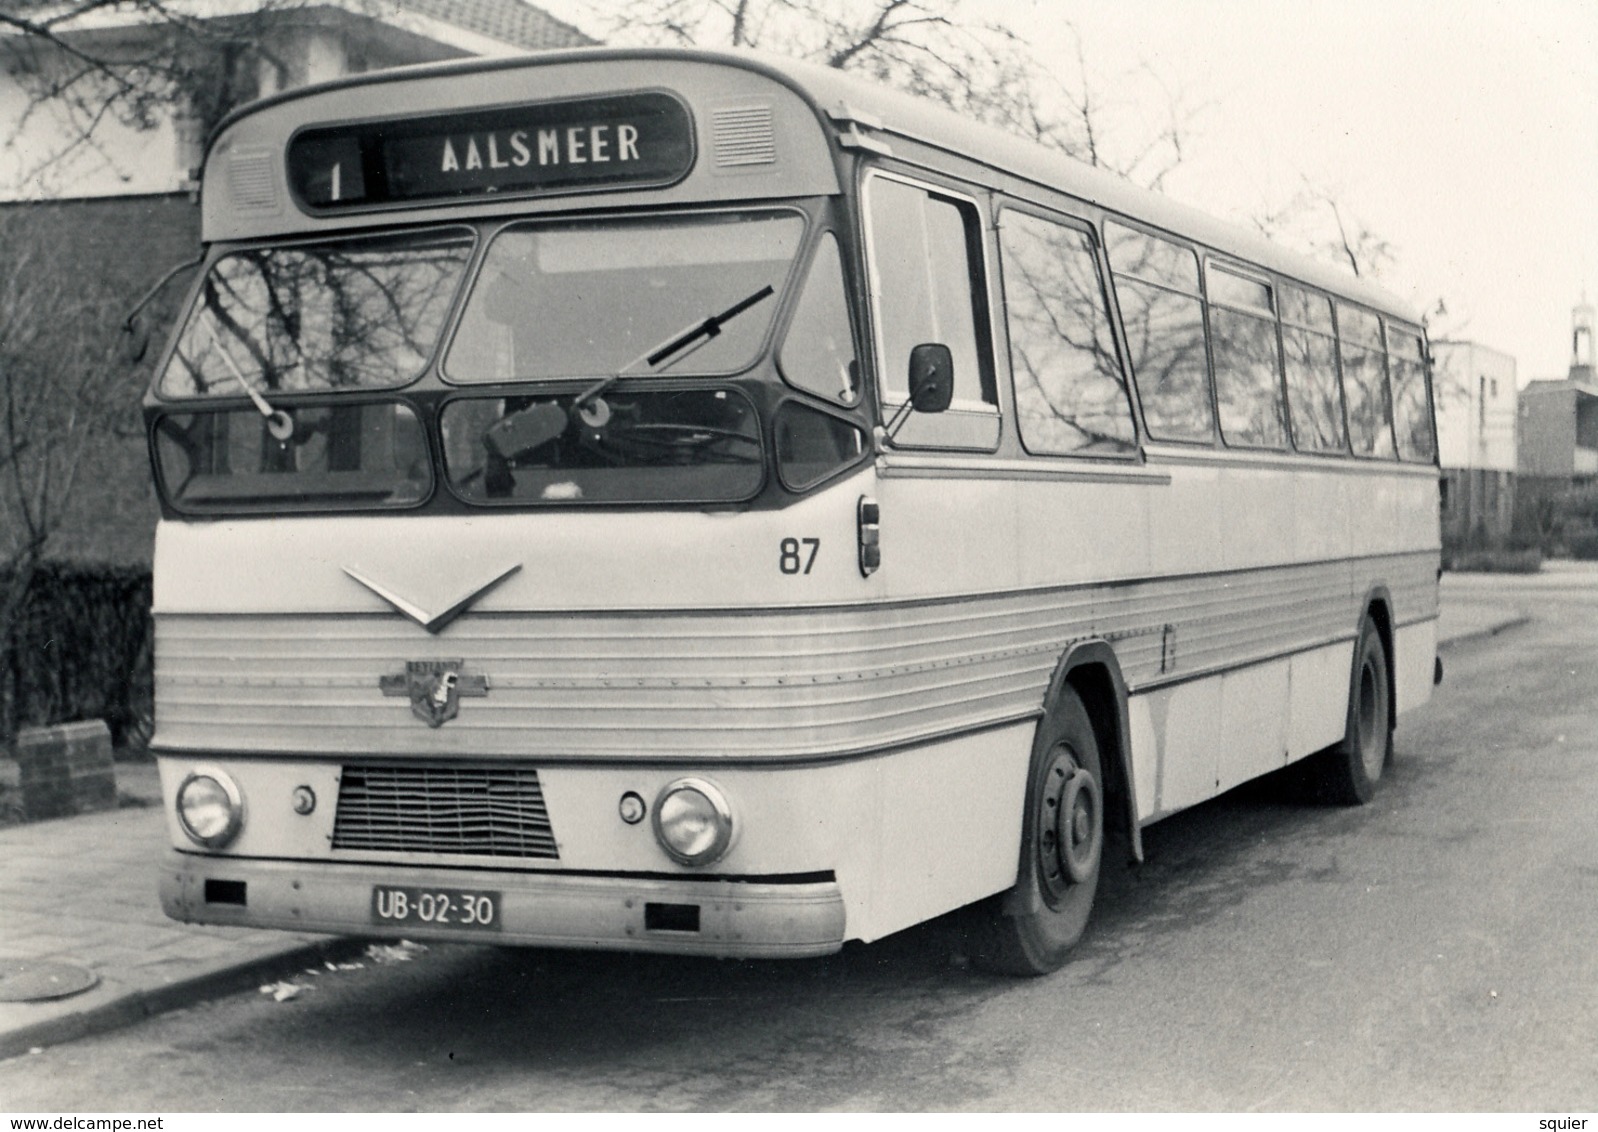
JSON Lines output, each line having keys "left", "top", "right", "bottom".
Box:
{"left": 651, "top": 778, "right": 734, "bottom": 866}
{"left": 176, "top": 766, "right": 244, "bottom": 848}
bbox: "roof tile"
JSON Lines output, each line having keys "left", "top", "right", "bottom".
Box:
{"left": 392, "top": 0, "right": 595, "bottom": 51}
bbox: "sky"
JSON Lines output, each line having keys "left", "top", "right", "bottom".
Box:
{"left": 552, "top": 0, "right": 1598, "bottom": 385}
{"left": 1019, "top": 0, "right": 1598, "bottom": 386}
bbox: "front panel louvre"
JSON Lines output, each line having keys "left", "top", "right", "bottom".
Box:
{"left": 227, "top": 148, "right": 279, "bottom": 211}
{"left": 712, "top": 105, "right": 777, "bottom": 166}
{"left": 332, "top": 763, "right": 559, "bottom": 859}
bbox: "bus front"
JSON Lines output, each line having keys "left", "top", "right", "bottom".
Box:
{"left": 147, "top": 50, "right": 1001, "bottom": 958}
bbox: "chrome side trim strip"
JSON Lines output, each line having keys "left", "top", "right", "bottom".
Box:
{"left": 878, "top": 452, "right": 1170, "bottom": 485}
{"left": 875, "top": 448, "right": 1438, "bottom": 482}
{"left": 1142, "top": 444, "right": 1441, "bottom": 478}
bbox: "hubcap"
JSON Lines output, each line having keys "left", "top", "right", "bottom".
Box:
{"left": 1037, "top": 745, "right": 1103, "bottom": 901}
{"left": 1058, "top": 767, "right": 1102, "bottom": 885}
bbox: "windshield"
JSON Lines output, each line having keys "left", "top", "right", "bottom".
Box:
{"left": 146, "top": 209, "right": 859, "bottom": 514}
{"left": 445, "top": 211, "right": 805, "bottom": 381}
{"left": 160, "top": 230, "right": 474, "bottom": 398}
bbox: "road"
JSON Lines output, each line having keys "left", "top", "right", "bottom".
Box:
{"left": 3, "top": 574, "right": 1595, "bottom": 1111}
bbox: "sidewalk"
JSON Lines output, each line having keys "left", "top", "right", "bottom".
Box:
{"left": 0, "top": 764, "right": 348, "bottom": 1060}
{"left": 1435, "top": 587, "right": 1530, "bottom": 649}
{"left": 0, "top": 593, "right": 1535, "bottom": 1061}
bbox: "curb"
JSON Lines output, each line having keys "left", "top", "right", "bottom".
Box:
{"left": 0, "top": 936, "right": 366, "bottom": 1062}
{"left": 1436, "top": 615, "right": 1531, "bottom": 653}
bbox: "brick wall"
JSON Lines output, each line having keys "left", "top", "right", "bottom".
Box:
{"left": 0, "top": 194, "right": 201, "bottom": 288}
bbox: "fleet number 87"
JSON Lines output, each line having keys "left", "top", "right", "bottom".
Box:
{"left": 780, "top": 537, "right": 820, "bottom": 575}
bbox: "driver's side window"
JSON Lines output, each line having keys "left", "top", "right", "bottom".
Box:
{"left": 864, "top": 174, "right": 999, "bottom": 450}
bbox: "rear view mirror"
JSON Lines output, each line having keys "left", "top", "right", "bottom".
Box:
{"left": 907, "top": 343, "right": 954, "bottom": 413}
{"left": 484, "top": 400, "right": 568, "bottom": 460}
{"left": 119, "top": 252, "right": 204, "bottom": 367}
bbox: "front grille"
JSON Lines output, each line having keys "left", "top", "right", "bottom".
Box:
{"left": 332, "top": 764, "right": 559, "bottom": 859}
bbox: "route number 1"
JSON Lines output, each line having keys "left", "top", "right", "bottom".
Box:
{"left": 780, "top": 537, "right": 820, "bottom": 575}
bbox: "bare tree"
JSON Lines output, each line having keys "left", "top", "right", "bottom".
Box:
{"left": 3, "top": 2, "right": 284, "bottom": 182}
{"left": 0, "top": 0, "right": 460, "bottom": 191}
{"left": 0, "top": 209, "right": 142, "bottom": 677}
{"left": 583, "top": 0, "right": 1194, "bottom": 189}
{"left": 1251, "top": 176, "right": 1397, "bottom": 281}
{"left": 599, "top": 1, "right": 1418, "bottom": 302}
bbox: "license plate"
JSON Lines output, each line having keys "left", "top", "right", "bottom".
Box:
{"left": 370, "top": 885, "right": 501, "bottom": 931}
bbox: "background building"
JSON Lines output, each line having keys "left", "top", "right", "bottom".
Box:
{"left": 1517, "top": 301, "right": 1598, "bottom": 490}
{"left": 0, "top": 1, "right": 590, "bottom": 568}
{"left": 1, "top": 1, "right": 590, "bottom": 201}
{"left": 1433, "top": 340, "right": 1518, "bottom": 546}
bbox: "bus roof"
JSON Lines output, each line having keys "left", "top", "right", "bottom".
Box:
{"left": 209, "top": 45, "right": 1420, "bottom": 324}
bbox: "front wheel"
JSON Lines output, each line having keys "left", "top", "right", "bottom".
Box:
{"left": 974, "top": 688, "right": 1104, "bottom": 976}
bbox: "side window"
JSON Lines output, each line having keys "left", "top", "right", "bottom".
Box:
{"left": 775, "top": 402, "right": 867, "bottom": 491}
{"left": 1338, "top": 304, "right": 1397, "bottom": 458}
{"left": 1105, "top": 221, "right": 1213, "bottom": 443}
{"left": 778, "top": 233, "right": 860, "bottom": 406}
{"left": 1207, "top": 264, "right": 1286, "bottom": 449}
{"left": 1387, "top": 326, "right": 1436, "bottom": 463}
{"left": 1280, "top": 284, "right": 1346, "bottom": 453}
{"left": 998, "top": 209, "right": 1136, "bottom": 456}
{"left": 865, "top": 175, "right": 999, "bottom": 450}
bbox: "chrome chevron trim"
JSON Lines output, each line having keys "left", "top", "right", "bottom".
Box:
{"left": 342, "top": 562, "right": 522, "bottom": 634}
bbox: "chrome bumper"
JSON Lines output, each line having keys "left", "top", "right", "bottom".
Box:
{"left": 160, "top": 851, "right": 847, "bottom": 958}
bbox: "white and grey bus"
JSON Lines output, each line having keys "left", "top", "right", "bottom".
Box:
{"left": 149, "top": 47, "right": 1439, "bottom": 974}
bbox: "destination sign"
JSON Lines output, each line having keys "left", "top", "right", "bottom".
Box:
{"left": 287, "top": 92, "right": 695, "bottom": 211}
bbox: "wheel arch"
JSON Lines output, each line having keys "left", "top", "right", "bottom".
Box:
{"left": 1003, "top": 639, "right": 1141, "bottom": 920}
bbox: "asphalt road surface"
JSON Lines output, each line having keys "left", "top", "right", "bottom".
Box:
{"left": 3, "top": 574, "right": 1595, "bottom": 1111}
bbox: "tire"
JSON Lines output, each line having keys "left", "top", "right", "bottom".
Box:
{"left": 974, "top": 688, "right": 1104, "bottom": 976}
{"left": 1312, "top": 617, "right": 1392, "bottom": 805}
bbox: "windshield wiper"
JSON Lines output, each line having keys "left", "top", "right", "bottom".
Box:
{"left": 573, "top": 284, "right": 775, "bottom": 411}
{"left": 204, "top": 324, "right": 295, "bottom": 441}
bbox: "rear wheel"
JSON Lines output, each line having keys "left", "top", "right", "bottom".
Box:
{"left": 1312, "top": 617, "right": 1392, "bottom": 805}
{"left": 974, "top": 688, "right": 1103, "bottom": 976}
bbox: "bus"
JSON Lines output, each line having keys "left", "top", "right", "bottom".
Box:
{"left": 149, "top": 46, "right": 1440, "bottom": 975}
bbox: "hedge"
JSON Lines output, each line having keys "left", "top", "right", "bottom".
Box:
{"left": 1, "top": 563, "right": 153, "bottom": 750}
